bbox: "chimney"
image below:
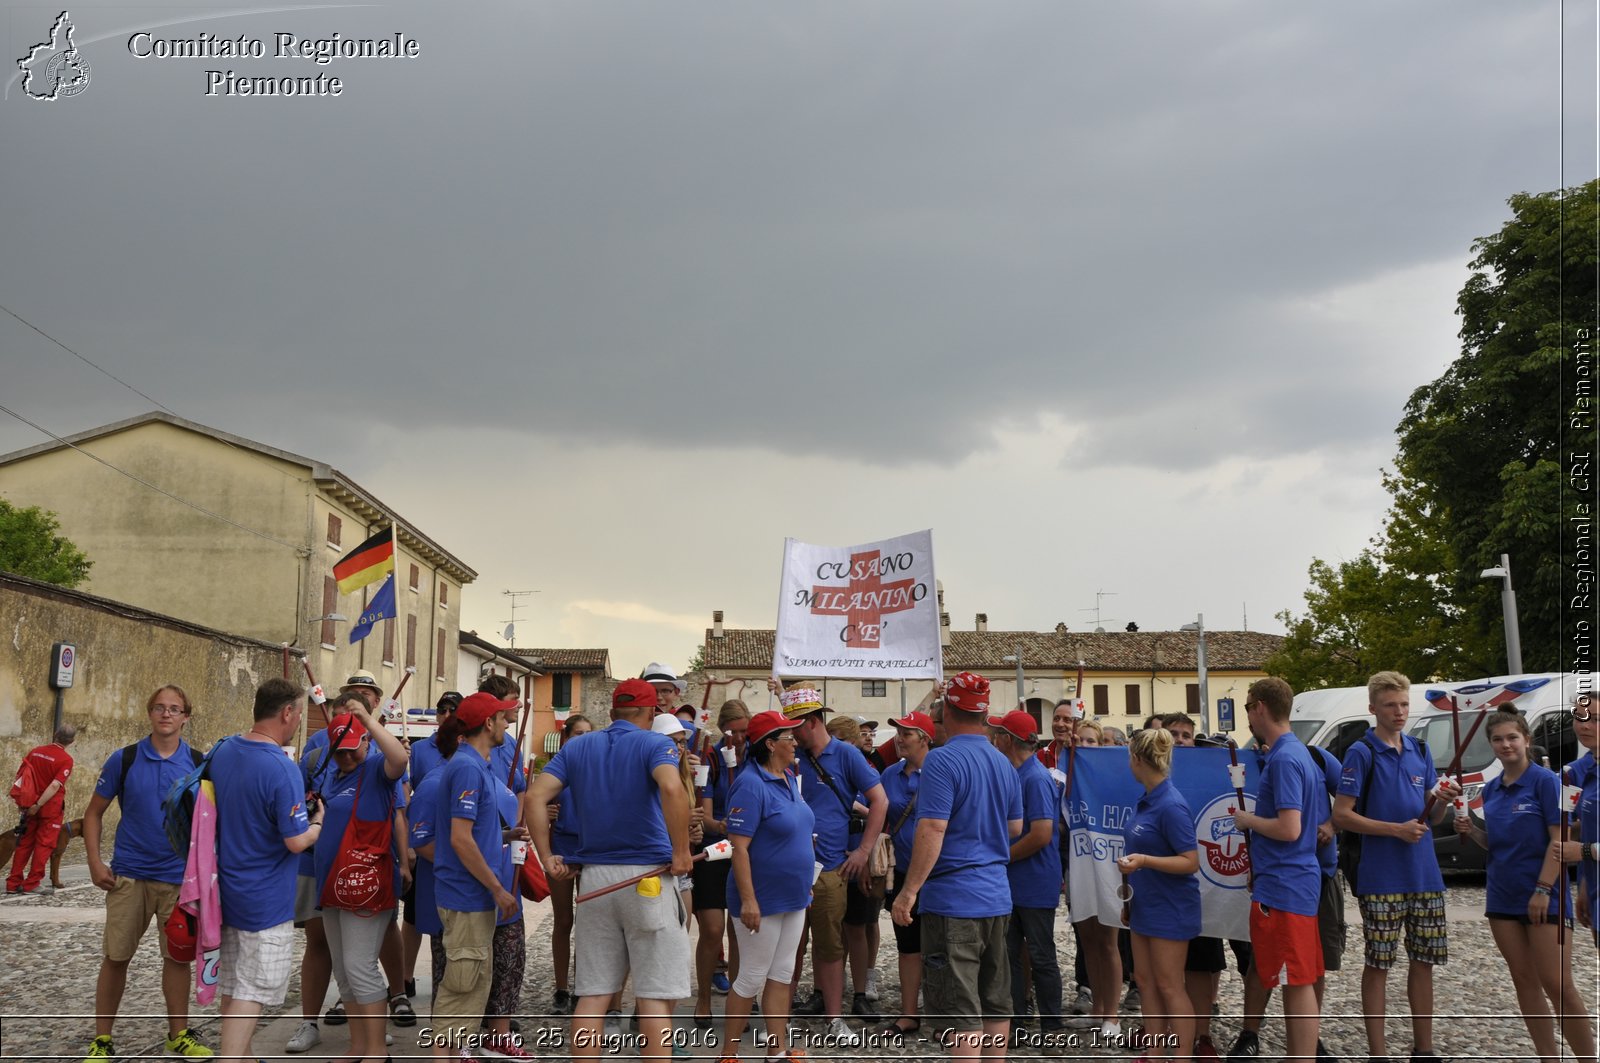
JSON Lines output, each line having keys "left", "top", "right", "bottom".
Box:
{"left": 712, "top": 610, "right": 725, "bottom": 639}
{"left": 940, "top": 611, "right": 951, "bottom": 646}
{"left": 975, "top": 612, "right": 988, "bottom": 633}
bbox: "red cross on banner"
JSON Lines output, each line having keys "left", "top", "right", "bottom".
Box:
{"left": 808, "top": 549, "right": 918, "bottom": 649}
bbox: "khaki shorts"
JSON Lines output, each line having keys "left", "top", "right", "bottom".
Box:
{"left": 433, "top": 907, "right": 497, "bottom": 1045}
{"left": 807, "top": 870, "right": 847, "bottom": 963}
{"left": 104, "top": 877, "right": 182, "bottom": 963}
{"left": 922, "top": 913, "right": 1011, "bottom": 1032}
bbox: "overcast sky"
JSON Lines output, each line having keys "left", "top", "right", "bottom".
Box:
{"left": 2, "top": 1, "right": 1594, "bottom": 677}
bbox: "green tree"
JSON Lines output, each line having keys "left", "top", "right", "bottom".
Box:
{"left": 685, "top": 643, "right": 706, "bottom": 674}
{"left": 0, "top": 499, "right": 93, "bottom": 587}
{"left": 1274, "top": 180, "right": 1595, "bottom": 684}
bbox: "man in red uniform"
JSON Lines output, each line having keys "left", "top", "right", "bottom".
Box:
{"left": 7, "top": 723, "right": 77, "bottom": 894}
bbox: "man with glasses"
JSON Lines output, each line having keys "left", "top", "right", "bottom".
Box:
{"left": 81, "top": 686, "right": 212, "bottom": 1062}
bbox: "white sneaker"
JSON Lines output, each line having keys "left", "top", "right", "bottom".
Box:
{"left": 385, "top": 1032, "right": 394, "bottom": 1046}
{"left": 285, "top": 1021, "right": 321, "bottom": 1053}
{"left": 1098, "top": 1020, "right": 1121, "bottom": 1040}
{"left": 864, "top": 969, "right": 880, "bottom": 1003}
{"left": 826, "top": 1018, "right": 861, "bottom": 1047}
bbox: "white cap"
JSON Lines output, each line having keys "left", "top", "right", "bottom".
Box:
{"left": 652, "top": 714, "right": 687, "bottom": 737}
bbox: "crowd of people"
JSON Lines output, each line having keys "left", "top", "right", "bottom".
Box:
{"left": 10, "top": 663, "right": 1599, "bottom": 1063}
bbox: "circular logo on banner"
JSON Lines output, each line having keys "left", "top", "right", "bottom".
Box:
{"left": 1194, "top": 793, "right": 1254, "bottom": 889}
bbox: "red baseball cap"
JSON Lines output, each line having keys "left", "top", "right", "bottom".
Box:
{"left": 987, "top": 709, "right": 1038, "bottom": 743}
{"left": 326, "top": 713, "right": 368, "bottom": 750}
{"left": 163, "top": 906, "right": 197, "bottom": 963}
{"left": 456, "top": 691, "right": 510, "bottom": 729}
{"left": 892, "top": 711, "right": 936, "bottom": 741}
{"left": 746, "top": 710, "right": 795, "bottom": 746}
{"left": 944, "top": 671, "right": 991, "bottom": 713}
{"left": 613, "top": 678, "right": 659, "bottom": 710}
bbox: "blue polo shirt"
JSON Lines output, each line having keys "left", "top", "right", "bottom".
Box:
{"left": 917, "top": 734, "right": 1023, "bottom": 918}
{"left": 313, "top": 755, "right": 402, "bottom": 907}
{"left": 413, "top": 731, "right": 525, "bottom": 794}
{"left": 725, "top": 765, "right": 815, "bottom": 917}
{"left": 1310, "top": 745, "right": 1342, "bottom": 877}
{"left": 795, "top": 736, "right": 881, "bottom": 872}
{"left": 410, "top": 733, "right": 445, "bottom": 789}
{"left": 879, "top": 760, "right": 921, "bottom": 872}
{"left": 93, "top": 738, "right": 198, "bottom": 884}
{"left": 1123, "top": 777, "right": 1201, "bottom": 940}
{"left": 433, "top": 746, "right": 500, "bottom": 913}
{"left": 1251, "top": 732, "right": 1323, "bottom": 916}
{"left": 1568, "top": 753, "right": 1598, "bottom": 919}
{"left": 408, "top": 772, "right": 443, "bottom": 936}
{"left": 298, "top": 732, "right": 385, "bottom": 876}
{"left": 543, "top": 719, "right": 679, "bottom": 865}
{"left": 1337, "top": 730, "right": 1441, "bottom": 895}
{"left": 701, "top": 738, "right": 753, "bottom": 847}
{"left": 1008, "top": 755, "right": 1062, "bottom": 909}
{"left": 1482, "top": 764, "right": 1569, "bottom": 919}
{"left": 209, "top": 738, "right": 311, "bottom": 930}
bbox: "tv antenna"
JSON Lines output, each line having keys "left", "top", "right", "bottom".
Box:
{"left": 501, "top": 589, "right": 540, "bottom": 648}
{"left": 1079, "top": 590, "right": 1118, "bottom": 633}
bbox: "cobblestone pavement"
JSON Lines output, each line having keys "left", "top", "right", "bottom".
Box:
{"left": 3, "top": 868, "right": 1598, "bottom": 1061}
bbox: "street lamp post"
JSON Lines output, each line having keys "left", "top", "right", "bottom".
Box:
{"left": 1480, "top": 553, "right": 1524, "bottom": 674}
{"left": 1003, "top": 647, "right": 1026, "bottom": 711}
{"left": 1181, "top": 615, "right": 1209, "bottom": 735}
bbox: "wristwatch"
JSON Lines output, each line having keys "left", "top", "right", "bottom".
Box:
{"left": 1584, "top": 841, "right": 1596, "bottom": 864}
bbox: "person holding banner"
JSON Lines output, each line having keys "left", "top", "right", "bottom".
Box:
{"left": 1229, "top": 678, "right": 1326, "bottom": 1063}
{"left": 1549, "top": 689, "right": 1599, "bottom": 943}
{"left": 717, "top": 710, "right": 816, "bottom": 1063}
{"left": 891, "top": 672, "right": 1023, "bottom": 1060}
{"left": 1115, "top": 726, "right": 1199, "bottom": 1063}
{"left": 527, "top": 678, "right": 694, "bottom": 1063}
{"left": 1455, "top": 710, "right": 1597, "bottom": 1063}
{"left": 1329, "top": 671, "right": 1456, "bottom": 1063}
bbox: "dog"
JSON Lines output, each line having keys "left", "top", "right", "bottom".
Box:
{"left": 0, "top": 815, "right": 84, "bottom": 890}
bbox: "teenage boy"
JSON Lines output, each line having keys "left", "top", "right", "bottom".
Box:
{"left": 81, "top": 686, "right": 212, "bottom": 1061}
{"left": 1331, "top": 671, "right": 1459, "bottom": 1063}
{"left": 1231, "top": 678, "right": 1324, "bottom": 1063}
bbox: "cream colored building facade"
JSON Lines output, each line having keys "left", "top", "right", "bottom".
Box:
{"left": 0, "top": 413, "right": 476, "bottom": 707}
{"left": 701, "top": 612, "right": 1285, "bottom": 739}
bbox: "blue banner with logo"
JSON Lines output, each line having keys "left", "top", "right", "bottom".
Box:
{"left": 1061, "top": 746, "right": 1260, "bottom": 940}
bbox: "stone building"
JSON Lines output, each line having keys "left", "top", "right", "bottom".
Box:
{"left": 0, "top": 412, "right": 476, "bottom": 710}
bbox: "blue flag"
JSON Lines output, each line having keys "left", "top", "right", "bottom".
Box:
{"left": 350, "top": 574, "right": 396, "bottom": 644}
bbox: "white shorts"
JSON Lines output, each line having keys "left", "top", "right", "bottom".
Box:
{"left": 218, "top": 921, "right": 296, "bottom": 1006}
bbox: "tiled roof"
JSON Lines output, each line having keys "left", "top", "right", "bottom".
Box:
{"left": 512, "top": 648, "right": 611, "bottom": 674}
{"left": 703, "top": 628, "right": 1282, "bottom": 672}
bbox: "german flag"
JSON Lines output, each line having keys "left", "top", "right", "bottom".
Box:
{"left": 333, "top": 525, "right": 395, "bottom": 595}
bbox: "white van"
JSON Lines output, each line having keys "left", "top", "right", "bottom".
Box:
{"left": 1404, "top": 672, "right": 1584, "bottom": 869}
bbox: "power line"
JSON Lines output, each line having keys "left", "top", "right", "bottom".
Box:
{"left": 0, "top": 402, "right": 308, "bottom": 553}
{"left": 0, "top": 302, "right": 177, "bottom": 415}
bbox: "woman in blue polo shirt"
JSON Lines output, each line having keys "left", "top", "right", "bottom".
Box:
{"left": 313, "top": 704, "right": 409, "bottom": 1063}
{"left": 1116, "top": 727, "right": 1199, "bottom": 1063}
{"left": 1456, "top": 710, "right": 1596, "bottom": 1063}
{"left": 720, "top": 710, "right": 815, "bottom": 1061}
{"left": 1552, "top": 690, "right": 1599, "bottom": 944}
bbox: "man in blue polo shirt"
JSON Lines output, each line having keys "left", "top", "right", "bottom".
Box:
{"left": 779, "top": 682, "right": 887, "bottom": 1046}
{"left": 81, "top": 684, "right": 212, "bottom": 1062}
{"left": 1331, "top": 670, "right": 1459, "bottom": 1063}
{"left": 529, "top": 678, "right": 693, "bottom": 1063}
{"left": 892, "top": 672, "right": 1023, "bottom": 1060}
{"left": 211, "top": 677, "right": 322, "bottom": 1063}
{"left": 1232, "top": 677, "right": 1325, "bottom": 1063}
{"left": 988, "top": 708, "right": 1063, "bottom": 1041}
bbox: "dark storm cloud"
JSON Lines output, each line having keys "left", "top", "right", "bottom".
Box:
{"left": 0, "top": 1, "right": 1586, "bottom": 469}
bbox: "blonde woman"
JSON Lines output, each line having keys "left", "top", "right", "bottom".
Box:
{"left": 1116, "top": 727, "right": 1199, "bottom": 1063}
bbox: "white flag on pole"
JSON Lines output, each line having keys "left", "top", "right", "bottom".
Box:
{"left": 773, "top": 530, "right": 940, "bottom": 679}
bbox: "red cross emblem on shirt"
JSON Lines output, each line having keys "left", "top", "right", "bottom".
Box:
{"left": 809, "top": 549, "right": 918, "bottom": 649}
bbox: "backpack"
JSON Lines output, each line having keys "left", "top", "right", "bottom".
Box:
{"left": 163, "top": 737, "right": 229, "bottom": 857}
{"left": 8, "top": 760, "right": 41, "bottom": 809}
{"left": 118, "top": 742, "right": 204, "bottom": 801}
